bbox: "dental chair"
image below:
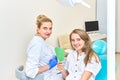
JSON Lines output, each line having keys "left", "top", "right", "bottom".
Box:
{"left": 15, "top": 65, "right": 44, "bottom": 80}
{"left": 15, "top": 65, "right": 28, "bottom": 80}
{"left": 95, "top": 54, "right": 107, "bottom": 80}
{"left": 91, "top": 40, "right": 107, "bottom": 80}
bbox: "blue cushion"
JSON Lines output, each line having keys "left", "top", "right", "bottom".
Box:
{"left": 91, "top": 40, "right": 107, "bottom": 55}
{"left": 95, "top": 55, "right": 107, "bottom": 80}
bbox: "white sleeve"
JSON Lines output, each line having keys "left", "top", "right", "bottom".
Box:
{"left": 64, "top": 58, "right": 69, "bottom": 70}
{"left": 25, "top": 43, "right": 42, "bottom": 78}
{"left": 64, "top": 53, "right": 72, "bottom": 70}
{"left": 85, "top": 57, "right": 101, "bottom": 76}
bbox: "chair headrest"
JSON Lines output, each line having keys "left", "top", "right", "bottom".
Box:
{"left": 91, "top": 40, "right": 107, "bottom": 55}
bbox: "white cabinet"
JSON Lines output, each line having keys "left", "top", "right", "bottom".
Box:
{"left": 88, "top": 33, "right": 107, "bottom": 41}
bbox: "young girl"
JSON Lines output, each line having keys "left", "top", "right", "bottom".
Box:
{"left": 25, "top": 14, "right": 63, "bottom": 80}
{"left": 58, "top": 29, "right": 101, "bottom": 80}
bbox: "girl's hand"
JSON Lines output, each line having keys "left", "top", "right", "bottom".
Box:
{"left": 57, "top": 63, "right": 69, "bottom": 79}
{"left": 57, "top": 63, "right": 64, "bottom": 72}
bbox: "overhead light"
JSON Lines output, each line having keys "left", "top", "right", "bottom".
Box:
{"left": 56, "top": 0, "right": 91, "bottom": 8}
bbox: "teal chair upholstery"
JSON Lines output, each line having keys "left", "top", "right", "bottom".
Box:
{"left": 91, "top": 40, "right": 107, "bottom": 80}
{"left": 95, "top": 55, "right": 107, "bottom": 80}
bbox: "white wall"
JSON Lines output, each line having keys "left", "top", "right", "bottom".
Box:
{"left": 107, "top": 0, "right": 116, "bottom": 79}
{"left": 96, "top": 0, "right": 120, "bottom": 53}
{"left": 96, "top": 0, "right": 107, "bottom": 34}
{"left": 116, "top": 0, "right": 120, "bottom": 52}
{"left": 0, "top": 0, "right": 96, "bottom": 80}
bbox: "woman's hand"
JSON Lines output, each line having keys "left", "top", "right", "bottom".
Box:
{"left": 48, "top": 56, "right": 58, "bottom": 69}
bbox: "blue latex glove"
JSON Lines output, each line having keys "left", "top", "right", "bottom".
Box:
{"left": 48, "top": 56, "right": 58, "bottom": 69}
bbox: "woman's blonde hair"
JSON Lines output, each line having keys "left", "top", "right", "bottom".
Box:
{"left": 70, "top": 29, "right": 100, "bottom": 65}
{"left": 36, "top": 14, "right": 53, "bottom": 28}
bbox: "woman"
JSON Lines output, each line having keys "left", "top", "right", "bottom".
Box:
{"left": 25, "top": 14, "right": 63, "bottom": 80}
{"left": 58, "top": 29, "right": 101, "bottom": 80}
